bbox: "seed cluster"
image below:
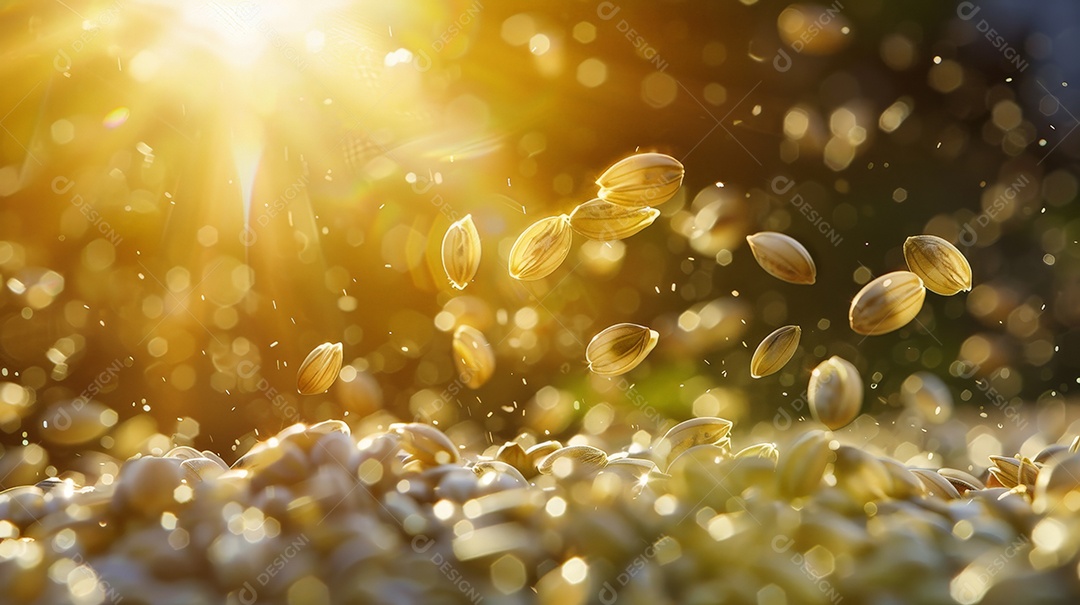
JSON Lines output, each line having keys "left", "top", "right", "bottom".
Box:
{"left": 4, "top": 416, "right": 1079, "bottom": 604}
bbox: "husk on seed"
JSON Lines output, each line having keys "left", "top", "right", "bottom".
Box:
{"left": 750, "top": 325, "right": 801, "bottom": 378}
{"left": 808, "top": 356, "right": 863, "bottom": 430}
{"left": 848, "top": 271, "right": 926, "bottom": 335}
{"left": 390, "top": 422, "right": 460, "bottom": 465}
{"left": 595, "top": 152, "right": 684, "bottom": 207}
{"left": 585, "top": 323, "right": 659, "bottom": 376}
{"left": 745, "top": 232, "right": 817, "bottom": 285}
{"left": 507, "top": 215, "right": 573, "bottom": 281}
{"left": 452, "top": 325, "right": 495, "bottom": 389}
{"left": 537, "top": 445, "right": 608, "bottom": 476}
{"left": 441, "top": 214, "right": 481, "bottom": 290}
{"left": 296, "top": 342, "right": 343, "bottom": 395}
{"left": 777, "top": 429, "right": 833, "bottom": 498}
{"left": 903, "top": 235, "right": 972, "bottom": 296}
{"left": 654, "top": 417, "right": 733, "bottom": 469}
{"left": 568, "top": 198, "right": 660, "bottom": 241}
{"left": 735, "top": 442, "right": 779, "bottom": 464}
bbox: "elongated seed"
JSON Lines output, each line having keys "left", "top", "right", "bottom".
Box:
{"left": 441, "top": 214, "right": 482, "bottom": 290}
{"left": 585, "top": 323, "right": 659, "bottom": 376}
{"left": 508, "top": 215, "right": 574, "bottom": 281}
{"left": 537, "top": 445, "right": 608, "bottom": 476}
{"left": 848, "top": 271, "right": 926, "bottom": 335}
{"left": 390, "top": 422, "right": 460, "bottom": 465}
{"left": 808, "top": 356, "right": 862, "bottom": 430}
{"left": 746, "top": 232, "right": 817, "bottom": 285}
{"left": 777, "top": 429, "right": 834, "bottom": 498}
{"left": 735, "top": 442, "right": 779, "bottom": 464}
{"left": 297, "top": 342, "right": 343, "bottom": 395}
{"left": 568, "top": 198, "right": 660, "bottom": 241}
{"left": 655, "top": 417, "right": 733, "bottom": 469}
{"left": 596, "top": 152, "right": 684, "bottom": 207}
{"left": 453, "top": 324, "right": 495, "bottom": 389}
{"left": 903, "top": 235, "right": 972, "bottom": 296}
{"left": 750, "top": 325, "right": 801, "bottom": 378}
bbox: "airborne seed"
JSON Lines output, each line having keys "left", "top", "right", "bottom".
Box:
{"left": 441, "top": 214, "right": 482, "bottom": 290}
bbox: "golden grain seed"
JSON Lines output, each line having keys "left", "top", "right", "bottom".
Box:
{"left": 507, "top": 215, "right": 574, "bottom": 281}
{"left": 441, "top": 214, "right": 481, "bottom": 290}
{"left": 495, "top": 442, "right": 529, "bottom": 472}
{"left": 604, "top": 457, "right": 659, "bottom": 472}
{"left": 777, "top": 429, "right": 834, "bottom": 499}
{"left": 390, "top": 422, "right": 460, "bottom": 465}
{"left": 180, "top": 457, "right": 226, "bottom": 483}
{"left": 910, "top": 468, "right": 961, "bottom": 500}
{"left": 878, "top": 456, "right": 926, "bottom": 499}
{"left": 903, "top": 235, "right": 972, "bottom": 296}
{"left": 848, "top": 271, "right": 926, "bottom": 335}
{"left": 537, "top": 445, "right": 608, "bottom": 476}
{"left": 595, "top": 152, "right": 684, "bottom": 207}
{"left": 165, "top": 446, "right": 204, "bottom": 461}
{"left": 296, "top": 342, "right": 343, "bottom": 395}
{"left": 937, "top": 468, "right": 985, "bottom": 494}
{"left": 750, "top": 325, "right": 801, "bottom": 378}
{"left": 1033, "top": 452, "right": 1080, "bottom": 514}
{"left": 745, "top": 232, "right": 817, "bottom": 285}
{"left": 734, "top": 442, "right": 779, "bottom": 464}
{"left": 808, "top": 356, "right": 863, "bottom": 430}
{"left": 568, "top": 198, "right": 660, "bottom": 241}
{"left": 453, "top": 325, "right": 495, "bottom": 389}
{"left": 655, "top": 417, "right": 733, "bottom": 468}
{"left": 585, "top": 323, "right": 659, "bottom": 376}
{"left": 525, "top": 441, "right": 563, "bottom": 471}
{"left": 472, "top": 460, "right": 528, "bottom": 483}
{"left": 833, "top": 445, "right": 891, "bottom": 502}
{"left": 989, "top": 455, "right": 1039, "bottom": 489}
{"left": 1035, "top": 444, "right": 1070, "bottom": 465}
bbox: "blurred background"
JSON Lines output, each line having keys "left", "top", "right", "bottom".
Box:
{"left": 0, "top": 0, "right": 1079, "bottom": 478}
